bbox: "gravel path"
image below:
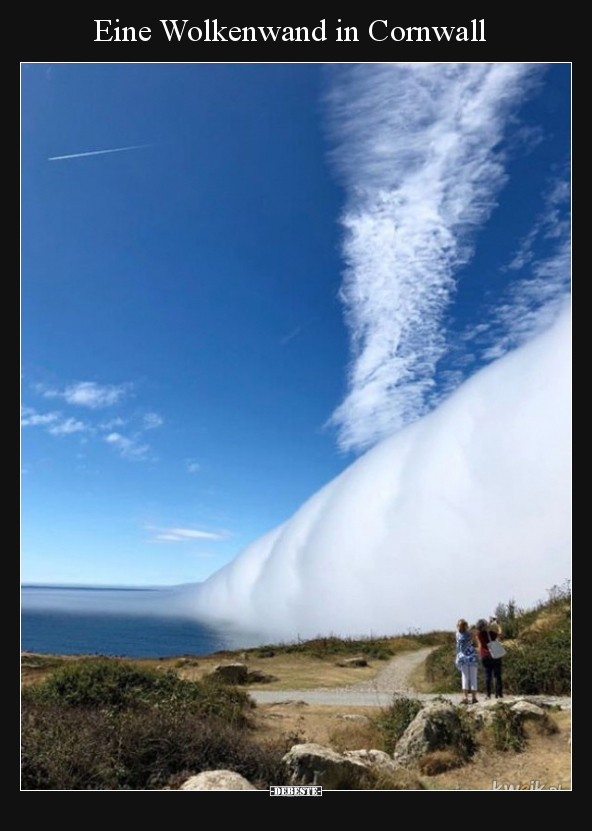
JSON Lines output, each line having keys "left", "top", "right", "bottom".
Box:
{"left": 248, "top": 647, "right": 571, "bottom": 710}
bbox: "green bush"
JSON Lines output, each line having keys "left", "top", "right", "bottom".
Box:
{"left": 22, "top": 658, "right": 251, "bottom": 723}
{"left": 487, "top": 703, "right": 526, "bottom": 752}
{"left": 502, "top": 628, "right": 571, "bottom": 696}
{"left": 252, "top": 635, "right": 397, "bottom": 661}
{"left": 450, "top": 704, "right": 478, "bottom": 760}
{"left": 502, "top": 583, "right": 570, "bottom": 695}
{"left": 372, "top": 696, "right": 424, "bottom": 754}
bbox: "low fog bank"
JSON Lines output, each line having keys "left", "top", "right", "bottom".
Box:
{"left": 182, "top": 305, "right": 571, "bottom": 642}
{"left": 21, "top": 585, "right": 202, "bottom": 618}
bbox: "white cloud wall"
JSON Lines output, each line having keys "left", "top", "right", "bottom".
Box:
{"left": 189, "top": 304, "right": 571, "bottom": 639}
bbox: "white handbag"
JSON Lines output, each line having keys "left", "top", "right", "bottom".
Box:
{"left": 488, "top": 634, "right": 506, "bottom": 659}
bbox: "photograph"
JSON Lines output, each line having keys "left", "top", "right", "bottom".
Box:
{"left": 21, "top": 59, "right": 571, "bottom": 791}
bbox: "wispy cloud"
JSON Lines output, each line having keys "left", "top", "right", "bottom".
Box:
{"left": 186, "top": 460, "right": 201, "bottom": 474}
{"left": 143, "top": 412, "right": 164, "bottom": 430}
{"left": 464, "top": 170, "right": 571, "bottom": 363}
{"left": 40, "top": 381, "right": 129, "bottom": 409}
{"left": 21, "top": 407, "right": 59, "bottom": 427}
{"left": 105, "top": 432, "right": 151, "bottom": 461}
{"left": 325, "top": 63, "right": 542, "bottom": 453}
{"left": 146, "top": 526, "right": 226, "bottom": 543}
{"left": 24, "top": 380, "right": 166, "bottom": 462}
{"left": 481, "top": 243, "right": 571, "bottom": 362}
{"left": 21, "top": 406, "right": 89, "bottom": 436}
{"left": 48, "top": 144, "right": 151, "bottom": 161}
{"left": 98, "top": 417, "right": 126, "bottom": 431}
{"left": 507, "top": 173, "right": 571, "bottom": 273}
{"left": 48, "top": 417, "right": 88, "bottom": 436}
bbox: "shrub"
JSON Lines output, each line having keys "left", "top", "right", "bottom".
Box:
{"left": 252, "top": 635, "right": 396, "bottom": 661}
{"left": 372, "top": 696, "right": 424, "bottom": 754}
{"left": 21, "top": 700, "right": 285, "bottom": 790}
{"left": 487, "top": 703, "right": 526, "bottom": 752}
{"left": 502, "top": 628, "right": 571, "bottom": 696}
{"left": 450, "top": 704, "right": 478, "bottom": 760}
{"left": 22, "top": 658, "right": 252, "bottom": 723}
{"left": 422, "top": 699, "right": 478, "bottom": 762}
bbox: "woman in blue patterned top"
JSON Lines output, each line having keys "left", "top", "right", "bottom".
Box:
{"left": 455, "top": 619, "right": 479, "bottom": 704}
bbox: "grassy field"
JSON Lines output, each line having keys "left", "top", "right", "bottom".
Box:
{"left": 22, "top": 633, "right": 449, "bottom": 691}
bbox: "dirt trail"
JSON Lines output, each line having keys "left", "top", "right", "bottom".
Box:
{"left": 248, "top": 647, "right": 571, "bottom": 709}
{"left": 333, "top": 646, "right": 434, "bottom": 694}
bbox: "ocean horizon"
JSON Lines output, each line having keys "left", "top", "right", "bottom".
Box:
{"left": 21, "top": 584, "right": 267, "bottom": 659}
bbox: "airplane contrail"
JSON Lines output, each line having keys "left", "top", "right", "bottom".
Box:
{"left": 48, "top": 144, "right": 151, "bottom": 161}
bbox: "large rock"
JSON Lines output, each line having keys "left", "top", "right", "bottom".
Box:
{"left": 281, "top": 743, "right": 371, "bottom": 789}
{"left": 281, "top": 744, "right": 424, "bottom": 789}
{"left": 211, "top": 663, "right": 249, "bottom": 684}
{"left": 510, "top": 700, "right": 547, "bottom": 719}
{"left": 469, "top": 698, "right": 554, "bottom": 731}
{"left": 336, "top": 657, "right": 369, "bottom": 668}
{"left": 393, "top": 701, "right": 470, "bottom": 768}
{"left": 344, "top": 749, "right": 398, "bottom": 774}
{"left": 179, "top": 771, "right": 258, "bottom": 790}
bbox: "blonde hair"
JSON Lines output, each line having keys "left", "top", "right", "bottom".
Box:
{"left": 457, "top": 619, "right": 468, "bottom": 632}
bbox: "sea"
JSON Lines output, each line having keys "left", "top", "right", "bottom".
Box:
{"left": 21, "top": 584, "right": 266, "bottom": 658}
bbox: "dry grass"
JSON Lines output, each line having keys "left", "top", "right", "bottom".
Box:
{"left": 252, "top": 703, "right": 381, "bottom": 749}
{"left": 173, "top": 652, "right": 383, "bottom": 690}
{"left": 327, "top": 718, "right": 383, "bottom": 752}
{"left": 520, "top": 607, "right": 568, "bottom": 638}
{"left": 419, "top": 750, "right": 465, "bottom": 775}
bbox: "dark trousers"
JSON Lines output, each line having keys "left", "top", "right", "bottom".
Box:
{"left": 482, "top": 657, "right": 503, "bottom": 698}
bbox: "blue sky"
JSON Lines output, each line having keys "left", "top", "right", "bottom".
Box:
{"left": 21, "top": 63, "right": 571, "bottom": 587}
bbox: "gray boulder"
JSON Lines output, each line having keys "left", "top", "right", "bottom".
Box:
{"left": 470, "top": 698, "right": 553, "bottom": 730}
{"left": 510, "top": 700, "right": 547, "bottom": 719}
{"left": 336, "top": 657, "right": 369, "bottom": 668}
{"left": 179, "top": 770, "right": 258, "bottom": 790}
{"left": 281, "top": 743, "right": 371, "bottom": 789}
{"left": 344, "top": 749, "right": 398, "bottom": 774}
{"left": 393, "top": 701, "right": 469, "bottom": 768}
